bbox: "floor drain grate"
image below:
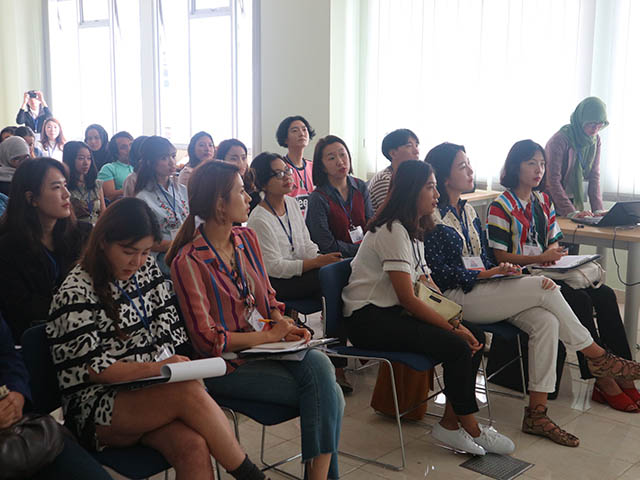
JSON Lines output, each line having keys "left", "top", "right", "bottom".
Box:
{"left": 460, "top": 453, "right": 534, "bottom": 480}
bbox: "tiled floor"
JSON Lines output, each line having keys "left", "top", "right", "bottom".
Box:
{"left": 110, "top": 311, "right": 640, "bottom": 480}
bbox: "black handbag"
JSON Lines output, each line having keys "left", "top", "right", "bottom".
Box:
{"left": 0, "top": 413, "right": 65, "bottom": 479}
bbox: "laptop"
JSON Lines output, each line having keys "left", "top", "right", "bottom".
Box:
{"left": 571, "top": 201, "right": 640, "bottom": 227}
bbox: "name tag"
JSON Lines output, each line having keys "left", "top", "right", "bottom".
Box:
{"left": 296, "top": 194, "right": 309, "bottom": 219}
{"left": 462, "top": 256, "right": 485, "bottom": 271}
{"left": 523, "top": 244, "right": 543, "bottom": 256}
{"left": 155, "top": 345, "right": 172, "bottom": 362}
{"left": 348, "top": 225, "right": 364, "bottom": 244}
{"left": 246, "top": 307, "right": 265, "bottom": 332}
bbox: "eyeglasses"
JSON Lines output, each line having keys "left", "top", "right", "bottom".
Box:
{"left": 270, "top": 166, "right": 293, "bottom": 180}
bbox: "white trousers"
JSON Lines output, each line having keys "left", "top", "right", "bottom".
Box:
{"left": 445, "top": 275, "right": 593, "bottom": 393}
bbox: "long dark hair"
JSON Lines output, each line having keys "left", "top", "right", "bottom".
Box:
{"left": 107, "top": 131, "right": 133, "bottom": 163}
{"left": 63, "top": 141, "right": 98, "bottom": 190}
{"left": 0, "top": 157, "right": 79, "bottom": 260}
{"left": 424, "top": 142, "right": 466, "bottom": 207}
{"left": 215, "top": 138, "right": 255, "bottom": 191}
{"left": 134, "top": 136, "right": 175, "bottom": 193}
{"left": 251, "top": 152, "right": 284, "bottom": 191}
{"left": 41, "top": 118, "right": 65, "bottom": 149}
{"left": 500, "top": 139, "right": 546, "bottom": 190}
{"left": 187, "top": 131, "right": 214, "bottom": 168}
{"left": 129, "top": 135, "right": 149, "bottom": 172}
{"left": 165, "top": 161, "right": 239, "bottom": 266}
{"left": 82, "top": 198, "right": 161, "bottom": 337}
{"left": 367, "top": 160, "right": 435, "bottom": 241}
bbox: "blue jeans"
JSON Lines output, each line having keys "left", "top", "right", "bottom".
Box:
{"left": 205, "top": 349, "right": 344, "bottom": 479}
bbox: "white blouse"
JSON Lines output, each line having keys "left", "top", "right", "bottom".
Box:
{"left": 247, "top": 195, "right": 319, "bottom": 279}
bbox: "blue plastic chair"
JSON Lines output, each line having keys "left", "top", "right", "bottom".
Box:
{"left": 318, "top": 259, "right": 441, "bottom": 471}
{"left": 21, "top": 324, "right": 171, "bottom": 480}
{"left": 216, "top": 396, "right": 302, "bottom": 479}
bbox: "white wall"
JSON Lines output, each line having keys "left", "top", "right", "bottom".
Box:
{"left": 0, "top": 0, "right": 47, "bottom": 130}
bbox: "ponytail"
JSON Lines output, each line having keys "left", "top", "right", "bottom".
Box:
{"left": 165, "top": 213, "right": 196, "bottom": 267}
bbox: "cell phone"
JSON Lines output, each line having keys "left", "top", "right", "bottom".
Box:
{"left": 28, "top": 91, "right": 37, "bottom": 98}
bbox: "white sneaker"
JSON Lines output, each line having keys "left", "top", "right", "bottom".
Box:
{"left": 431, "top": 423, "right": 486, "bottom": 456}
{"left": 473, "top": 424, "right": 515, "bottom": 455}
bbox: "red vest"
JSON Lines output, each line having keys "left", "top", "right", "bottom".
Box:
{"left": 317, "top": 188, "right": 367, "bottom": 244}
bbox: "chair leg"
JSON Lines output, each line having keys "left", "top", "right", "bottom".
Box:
{"left": 480, "top": 354, "right": 493, "bottom": 425}
{"left": 259, "top": 424, "right": 303, "bottom": 480}
{"left": 517, "top": 334, "right": 527, "bottom": 399}
{"left": 338, "top": 358, "right": 407, "bottom": 471}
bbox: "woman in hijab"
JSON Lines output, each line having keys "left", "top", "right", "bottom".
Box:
{"left": 544, "top": 97, "right": 608, "bottom": 218}
{"left": 0, "top": 136, "right": 31, "bottom": 195}
{"left": 84, "top": 124, "right": 110, "bottom": 171}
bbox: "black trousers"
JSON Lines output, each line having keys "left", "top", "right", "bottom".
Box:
{"left": 345, "top": 304, "right": 485, "bottom": 416}
{"left": 269, "top": 269, "right": 322, "bottom": 302}
{"left": 558, "top": 282, "right": 632, "bottom": 379}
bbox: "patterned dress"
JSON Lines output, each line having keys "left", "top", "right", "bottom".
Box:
{"left": 46, "top": 256, "right": 188, "bottom": 450}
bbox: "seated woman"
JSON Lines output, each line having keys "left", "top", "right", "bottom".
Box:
{"left": 343, "top": 159, "right": 514, "bottom": 455}
{"left": 14, "top": 126, "right": 43, "bottom": 157}
{"left": 0, "top": 135, "right": 31, "bottom": 195}
{"left": 178, "top": 131, "right": 215, "bottom": 187}
{"left": 1, "top": 125, "right": 16, "bottom": 142}
{"left": 0, "top": 313, "right": 113, "bottom": 480}
{"left": 122, "top": 135, "right": 149, "bottom": 197}
{"left": 135, "top": 136, "right": 189, "bottom": 276}
{"left": 0, "top": 158, "right": 91, "bottom": 343}
{"left": 424, "top": 142, "right": 640, "bottom": 447}
{"left": 46, "top": 198, "right": 266, "bottom": 480}
{"left": 39, "top": 118, "right": 65, "bottom": 161}
{"left": 488, "top": 139, "right": 638, "bottom": 412}
{"left": 216, "top": 138, "right": 259, "bottom": 211}
{"left": 167, "top": 161, "right": 344, "bottom": 480}
{"left": 247, "top": 152, "right": 341, "bottom": 302}
{"left": 85, "top": 124, "right": 110, "bottom": 171}
{"left": 98, "top": 131, "right": 134, "bottom": 202}
{"left": 306, "top": 135, "right": 373, "bottom": 257}
{"left": 63, "top": 141, "right": 106, "bottom": 225}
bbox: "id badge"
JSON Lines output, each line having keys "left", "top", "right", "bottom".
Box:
{"left": 246, "top": 307, "right": 265, "bottom": 332}
{"left": 462, "top": 256, "right": 485, "bottom": 271}
{"left": 348, "top": 225, "right": 364, "bottom": 244}
{"left": 296, "top": 194, "right": 309, "bottom": 219}
{"left": 523, "top": 244, "right": 543, "bottom": 256}
{"left": 155, "top": 345, "right": 172, "bottom": 362}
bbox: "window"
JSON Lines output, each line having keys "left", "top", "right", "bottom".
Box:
{"left": 46, "top": 0, "right": 252, "bottom": 147}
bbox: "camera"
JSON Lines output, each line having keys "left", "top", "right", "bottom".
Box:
{"left": 28, "top": 90, "right": 37, "bottom": 98}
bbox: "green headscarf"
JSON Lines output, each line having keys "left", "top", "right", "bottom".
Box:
{"left": 559, "top": 96, "right": 609, "bottom": 211}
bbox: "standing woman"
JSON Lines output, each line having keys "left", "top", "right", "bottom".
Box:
{"left": 247, "top": 152, "right": 341, "bottom": 302}
{"left": 39, "top": 117, "right": 65, "bottom": 161}
{"left": 488, "top": 139, "right": 638, "bottom": 412}
{"left": 47, "top": 197, "right": 268, "bottom": 480}
{"left": 216, "top": 138, "right": 259, "bottom": 210}
{"left": 135, "top": 136, "right": 189, "bottom": 276}
{"left": 63, "top": 141, "right": 106, "bottom": 225}
{"left": 545, "top": 97, "right": 608, "bottom": 218}
{"left": 178, "top": 131, "right": 215, "bottom": 187}
{"left": 167, "top": 161, "right": 344, "bottom": 480}
{"left": 0, "top": 158, "right": 91, "bottom": 342}
{"left": 343, "top": 160, "right": 514, "bottom": 455}
{"left": 84, "top": 124, "right": 110, "bottom": 171}
{"left": 16, "top": 90, "right": 51, "bottom": 134}
{"left": 424, "top": 142, "right": 640, "bottom": 447}
{"left": 276, "top": 115, "right": 315, "bottom": 218}
{"left": 306, "top": 135, "right": 373, "bottom": 258}
{"left": 98, "top": 131, "right": 134, "bottom": 202}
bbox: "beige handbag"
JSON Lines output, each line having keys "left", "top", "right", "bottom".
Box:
{"left": 413, "top": 281, "right": 463, "bottom": 322}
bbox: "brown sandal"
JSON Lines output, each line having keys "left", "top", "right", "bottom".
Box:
{"left": 587, "top": 351, "right": 640, "bottom": 381}
{"left": 522, "top": 405, "right": 579, "bottom": 447}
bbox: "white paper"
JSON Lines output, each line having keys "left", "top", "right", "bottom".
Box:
{"left": 161, "top": 357, "right": 227, "bottom": 382}
{"left": 241, "top": 338, "right": 337, "bottom": 354}
{"left": 530, "top": 254, "right": 600, "bottom": 271}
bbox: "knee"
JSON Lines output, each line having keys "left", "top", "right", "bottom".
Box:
{"left": 172, "top": 380, "right": 210, "bottom": 409}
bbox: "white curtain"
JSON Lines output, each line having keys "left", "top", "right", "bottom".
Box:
{"left": 361, "top": 0, "right": 637, "bottom": 197}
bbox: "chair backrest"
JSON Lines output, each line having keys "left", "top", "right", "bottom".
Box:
{"left": 318, "top": 259, "right": 352, "bottom": 338}
{"left": 21, "top": 324, "right": 62, "bottom": 414}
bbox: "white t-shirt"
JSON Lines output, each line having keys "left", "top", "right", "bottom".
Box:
{"left": 247, "top": 195, "right": 319, "bottom": 279}
{"left": 342, "top": 220, "right": 430, "bottom": 317}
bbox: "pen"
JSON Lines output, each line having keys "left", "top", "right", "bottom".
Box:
{"left": 259, "top": 319, "right": 277, "bottom": 324}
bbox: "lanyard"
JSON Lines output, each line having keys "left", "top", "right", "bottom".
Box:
{"left": 84, "top": 187, "right": 94, "bottom": 217}
{"left": 158, "top": 182, "right": 177, "bottom": 218}
{"left": 200, "top": 225, "right": 252, "bottom": 301}
{"left": 264, "top": 198, "right": 294, "bottom": 252}
{"left": 284, "top": 155, "right": 309, "bottom": 191}
{"left": 330, "top": 184, "right": 354, "bottom": 226}
{"left": 451, "top": 205, "right": 474, "bottom": 255}
{"left": 114, "top": 276, "right": 150, "bottom": 331}
{"left": 43, "top": 248, "right": 59, "bottom": 282}
{"left": 511, "top": 191, "right": 536, "bottom": 240}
